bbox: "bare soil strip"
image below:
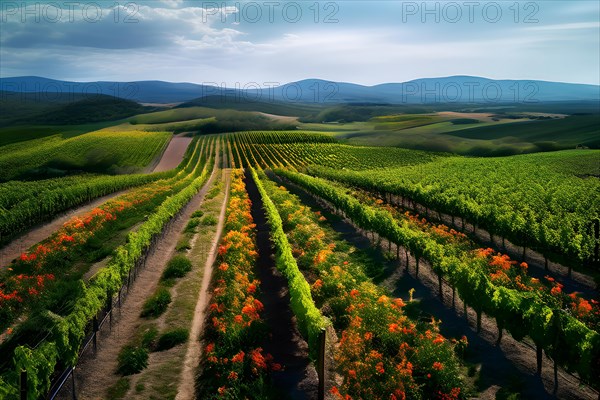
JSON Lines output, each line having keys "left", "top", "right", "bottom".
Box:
{"left": 74, "top": 150, "right": 219, "bottom": 400}
{"left": 175, "top": 168, "right": 231, "bottom": 400}
{"left": 244, "top": 173, "right": 318, "bottom": 400}
{"left": 275, "top": 174, "right": 598, "bottom": 400}
{"left": 153, "top": 134, "right": 194, "bottom": 173}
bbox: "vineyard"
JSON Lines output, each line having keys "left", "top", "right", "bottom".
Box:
{"left": 0, "top": 129, "right": 171, "bottom": 181}
{"left": 0, "top": 128, "right": 598, "bottom": 400}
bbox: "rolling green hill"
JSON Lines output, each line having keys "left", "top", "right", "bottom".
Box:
{"left": 447, "top": 114, "right": 600, "bottom": 149}
{"left": 0, "top": 91, "right": 153, "bottom": 127}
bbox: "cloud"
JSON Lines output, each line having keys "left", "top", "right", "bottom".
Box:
{"left": 159, "top": 0, "right": 185, "bottom": 8}
{"left": 524, "top": 22, "right": 600, "bottom": 31}
{"left": 0, "top": 1, "right": 598, "bottom": 85}
{"left": 0, "top": 4, "right": 242, "bottom": 50}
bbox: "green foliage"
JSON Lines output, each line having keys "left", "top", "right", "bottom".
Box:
{"left": 155, "top": 328, "right": 189, "bottom": 351}
{"left": 201, "top": 214, "right": 218, "bottom": 226}
{"left": 0, "top": 377, "right": 18, "bottom": 398}
{"left": 227, "top": 131, "right": 444, "bottom": 170}
{"left": 251, "top": 168, "right": 328, "bottom": 359}
{"left": 206, "top": 185, "right": 221, "bottom": 200}
{"left": 0, "top": 137, "right": 215, "bottom": 396}
{"left": 308, "top": 149, "right": 600, "bottom": 263}
{"left": 140, "top": 288, "right": 172, "bottom": 318}
{"left": 161, "top": 255, "right": 193, "bottom": 281}
{"left": 261, "top": 171, "right": 467, "bottom": 398}
{"left": 175, "top": 238, "right": 192, "bottom": 252}
{"left": 106, "top": 377, "right": 131, "bottom": 399}
{"left": 191, "top": 210, "right": 204, "bottom": 218}
{"left": 0, "top": 170, "right": 175, "bottom": 244}
{"left": 117, "top": 345, "right": 149, "bottom": 376}
{"left": 141, "top": 326, "right": 159, "bottom": 350}
{"left": 12, "top": 342, "right": 58, "bottom": 400}
{"left": 277, "top": 168, "right": 600, "bottom": 388}
{"left": 184, "top": 218, "right": 200, "bottom": 232}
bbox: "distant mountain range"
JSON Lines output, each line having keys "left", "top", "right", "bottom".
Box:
{"left": 1, "top": 75, "right": 599, "bottom": 104}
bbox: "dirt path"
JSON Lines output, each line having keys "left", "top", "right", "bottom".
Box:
{"left": 245, "top": 173, "right": 318, "bottom": 400}
{"left": 74, "top": 148, "right": 220, "bottom": 400}
{"left": 0, "top": 190, "right": 129, "bottom": 267}
{"left": 152, "top": 134, "right": 194, "bottom": 173}
{"left": 176, "top": 168, "right": 231, "bottom": 400}
{"left": 274, "top": 174, "right": 598, "bottom": 400}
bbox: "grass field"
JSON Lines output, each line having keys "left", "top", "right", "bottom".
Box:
{"left": 299, "top": 112, "right": 598, "bottom": 155}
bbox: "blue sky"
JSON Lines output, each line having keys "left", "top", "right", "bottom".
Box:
{"left": 1, "top": 0, "right": 599, "bottom": 85}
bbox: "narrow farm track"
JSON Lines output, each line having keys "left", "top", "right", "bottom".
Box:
{"left": 152, "top": 134, "right": 194, "bottom": 173}
{"left": 176, "top": 168, "right": 231, "bottom": 400}
{"left": 245, "top": 172, "right": 318, "bottom": 400}
{"left": 273, "top": 173, "right": 598, "bottom": 400}
{"left": 0, "top": 189, "right": 128, "bottom": 267}
{"left": 74, "top": 148, "right": 220, "bottom": 400}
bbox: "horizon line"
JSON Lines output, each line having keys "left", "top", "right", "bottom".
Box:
{"left": 1, "top": 75, "right": 599, "bottom": 88}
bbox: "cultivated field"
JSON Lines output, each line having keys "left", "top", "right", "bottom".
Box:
{"left": 0, "top": 109, "right": 598, "bottom": 400}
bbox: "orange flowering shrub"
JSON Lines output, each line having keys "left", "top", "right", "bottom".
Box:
{"left": 262, "top": 177, "right": 466, "bottom": 399}
{"left": 0, "top": 183, "right": 171, "bottom": 330}
{"left": 474, "top": 250, "right": 599, "bottom": 331}
{"left": 359, "top": 188, "right": 600, "bottom": 333}
{"left": 199, "top": 170, "right": 280, "bottom": 398}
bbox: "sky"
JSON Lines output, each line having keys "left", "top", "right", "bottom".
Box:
{"left": 1, "top": 0, "right": 599, "bottom": 86}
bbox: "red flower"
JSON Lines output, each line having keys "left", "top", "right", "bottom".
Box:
{"left": 375, "top": 362, "right": 385, "bottom": 374}
{"left": 433, "top": 334, "right": 445, "bottom": 344}
{"left": 250, "top": 348, "right": 267, "bottom": 369}
{"left": 231, "top": 351, "right": 245, "bottom": 363}
{"left": 433, "top": 361, "right": 444, "bottom": 371}
{"left": 551, "top": 285, "right": 562, "bottom": 296}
